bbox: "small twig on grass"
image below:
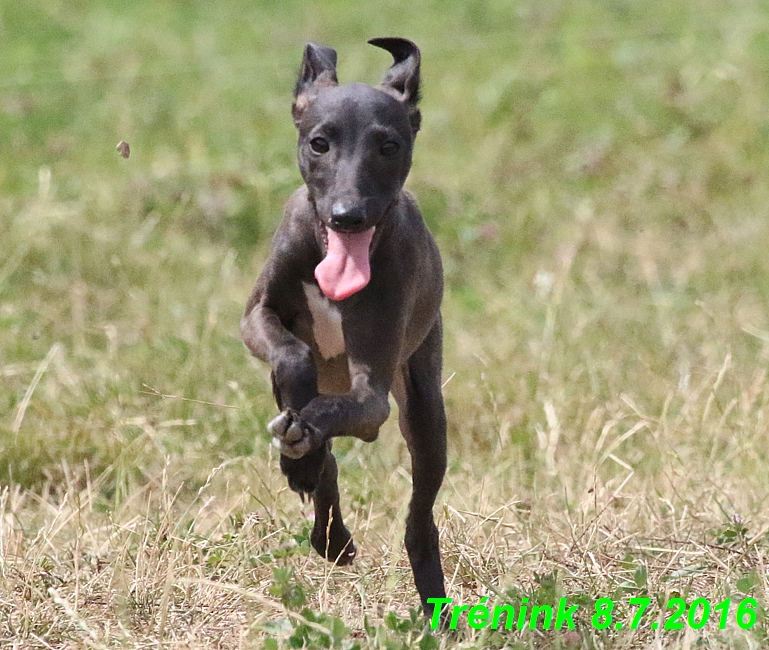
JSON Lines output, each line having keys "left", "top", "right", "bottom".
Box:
{"left": 13, "top": 343, "right": 62, "bottom": 436}
{"left": 441, "top": 371, "right": 456, "bottom": 388}
{"left": 140, "top": 383, "right": 239, "bottom": 409}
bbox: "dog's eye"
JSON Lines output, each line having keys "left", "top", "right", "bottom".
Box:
{"left": 380, "top": 141, "right": 399, "bottom": 156}
{"left": 310, "top": 137, "right": 330, "bottom": 154}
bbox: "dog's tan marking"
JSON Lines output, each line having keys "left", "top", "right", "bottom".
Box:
{"left": 302, "top": 282, "right": 345, "bottom": 359}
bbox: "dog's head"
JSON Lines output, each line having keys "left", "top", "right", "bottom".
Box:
{"left": 291, "top": 38, "right": 421, "bottom": 300}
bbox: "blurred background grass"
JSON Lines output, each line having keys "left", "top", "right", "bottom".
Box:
{"left": 4, "top": 0, "right": 769, "bottom": 485}
{"left": 3, "top": 0, "right": 769, "bottom": 646}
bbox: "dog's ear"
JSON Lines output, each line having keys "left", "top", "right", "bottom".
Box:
{"left": 369, "top": 37, "right": 421, "bottom": 134}
{"left": 293, "top": 43, "right": 338, "bottom": 125}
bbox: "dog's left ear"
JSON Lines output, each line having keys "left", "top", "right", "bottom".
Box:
{"left": 369, "top": 37, "right": 421, "bottom": 134}
{"left": 293, "top": 43, "right": 339, "bottom": 125}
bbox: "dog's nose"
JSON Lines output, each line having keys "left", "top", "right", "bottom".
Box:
{"left": 331, "top": 202, "right": 366, "bottom": 230}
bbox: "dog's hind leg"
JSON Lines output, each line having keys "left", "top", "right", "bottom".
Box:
{"left": 310, "top": 448, "right": 356, "bottom": 564}
{"left": 392, "top": 318, "right": 448, "bottom": 617}
{"left": 273, "top": 376, "right": 354, "bottom": 564}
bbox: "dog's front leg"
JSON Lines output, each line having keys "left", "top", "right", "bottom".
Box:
{"left": 247, "top": 301, "right": 392, "bottom": 565}
{"left": 269, "top": 302, "right": 402, "bottom": 458}
{"left": 268, "top": 371, "right": 391, "bottom": 459}
{"left": 242, "top": 303, "right": 318, "bottom": 412}
{"left": 242, "top": 299, "right": 334, "bottom": 495}
{"left": 270, "top": 383, "right": 388, "bottom": 563}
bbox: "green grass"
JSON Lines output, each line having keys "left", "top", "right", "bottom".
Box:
{"left": 3, "top": 0, "right": 769, "bottom": 647}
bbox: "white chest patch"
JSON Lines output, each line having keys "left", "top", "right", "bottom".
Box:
{"left": 302, "top": 282, "right": 345, "bottom": 359}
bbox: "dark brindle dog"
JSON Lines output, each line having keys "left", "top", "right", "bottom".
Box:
{"left": 241, "top": 37, "right": 447, "bottom": 617}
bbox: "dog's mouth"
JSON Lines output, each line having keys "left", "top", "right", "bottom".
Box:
{"left": 315, "top": 221, "right": 375, "bottom": 301}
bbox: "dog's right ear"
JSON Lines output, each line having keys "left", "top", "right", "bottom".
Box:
{"left": 369, "top": 37, "right": 421, "bottom": 134}
{"left": 293, "top": 43, "right": 338, "bottom": 125}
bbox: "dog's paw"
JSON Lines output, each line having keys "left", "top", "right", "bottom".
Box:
{"left": 268, "top": 408, "right": 323, "bottom": 459}
{"left": 311, "top": 522, "right": 357, "bottom": 566}
{"left": 313, "top": 531, "right": 357, "bottom": 565}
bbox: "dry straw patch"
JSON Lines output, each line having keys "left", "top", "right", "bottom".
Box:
{"left": 2, "top": 357, "right": 768, "bottom": 649}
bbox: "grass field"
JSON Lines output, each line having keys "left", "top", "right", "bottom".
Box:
{"left": 3, "top": 0, "right": 769, "bottom": 647}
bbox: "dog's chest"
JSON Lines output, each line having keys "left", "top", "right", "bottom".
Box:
{"left": 302, "top": 282, "right": 345, "bottom": 359}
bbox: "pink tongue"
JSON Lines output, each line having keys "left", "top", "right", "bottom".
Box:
{"left": 315, "top": 227, "right": 375, "bottom": 301}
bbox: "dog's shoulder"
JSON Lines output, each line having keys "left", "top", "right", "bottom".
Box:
{"left": 391, "top": 189, "right": 442, "bottom": 280}
{"left": 392, "top": 190, "right": 435, "bottom": 244}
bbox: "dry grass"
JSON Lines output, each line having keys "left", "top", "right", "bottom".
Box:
{"left": 2, "top": 344, "right": 768, "bottom": 648}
